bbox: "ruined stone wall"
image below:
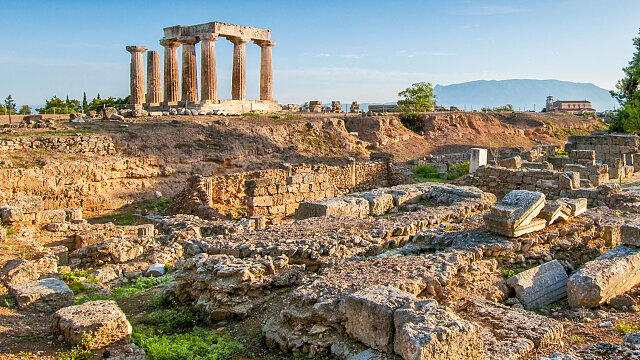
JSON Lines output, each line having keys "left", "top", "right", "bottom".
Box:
{"left": 565, "top": 134, "right": 640, "bottom": 165}
{"left": 0, "top": 135, "right": 116, "bottom": 155}
{"left": 172, "top": 160, "right": 392, "bottom": 219}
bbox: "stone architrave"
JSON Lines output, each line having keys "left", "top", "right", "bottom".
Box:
{"left": 159, "top": 39, "right": 180, "bottom": 105}
{"left": 125, "top": 46, "right": 148, "bottom": 106}
{"left": 506, "top": 260, "right": 569, "bottom": 309}
{"left": 470, "top": 148, "right": 488, "bottom": 173}
{"left": 255, "top": 40, "right": 275, "bottom": 101}
{"left": 228, "top": 36, "right": 250, "bottom": 100}
{"left": 200, "top": 33, "right": 219, "bottom": 103}
{"left": 179, "top": 36, "right": 199, "bottom": 104}
{"left": 483, "top": 190, "right": 546, "bottom": 237}
{"left": 146, "top": 51, "right": 161, "bottom": 106}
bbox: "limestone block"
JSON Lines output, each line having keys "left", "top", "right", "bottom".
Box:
{"left": 389, "top": 185, "right": 427, "bottom": 206}
{"left": 620, "top": 220, "right": 640, "bottom": 247}
{"left": 537, "top": 201, "right": 571, "bottom": 225}
{"left": 9, "top": 278, "right": 73, "bottom": 312}
{"left": 394, "top": 299, "right": 484, "bottom": 360}
{"left": 145, "top": 263, "right": 165, "bottom": 277}
{"left": 39, "top": 209, "right": 67, "bottom": 225}
{"left": 483, "top": 190, "right": 546, "bottom": 237}
{"left": 1, "top": 257, "right": 57, "bottom": 287}
{"left": 103, "top": 107, "right": 117, "bottom": 120}
{"left": 567, "top": 245, "right": 640, "bottom": 308}
{"left": 506, "top": 260, "right": 568, "bottom": 309}
{"left": 498, "top": 155, "right": 522, "bottom": 169}
{"left": 49, "top": 245, "right": 69, "bottom": 265}
{"left": 557, "top": 198, "right": 587, "bottom": 216}
{"left": 248, "top": 196, "right": 273, "bottom": 207}
{"left": 345, "top": 285, "right": 416, "bottom": 352}
{"left": 53, "top": 300, "right": 132, "bottom": 348}
{"left": 348, "top": 190, "right": 395, "bottom": 216}
{"left": 65, "top": 208, "right": 83, "bottom": 222}
{"left": 137, "top": 224, "right": 154, "bottom": 238}
{"left": 0, "top": 206, "right": 24, "bottom": 224}
{"left": 295, "top": 197, "right": 369, "bottom": 219}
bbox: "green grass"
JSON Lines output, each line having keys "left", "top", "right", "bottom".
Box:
{"left": 56, "top": 334, "right": 94, "bottom": 360}
{"left": 133, "top": 327, "right": 243, "bottom": 360}
{"left": 90, "top": 198, "right": 171, "bottom": 226}
{"left": 241, "top": 112, "right": 261, "bottom": 117}
{"left": 91, "top": 212, "right": 133, "bottom": 226}
{"left": 74, "top": 275, "right": 172, "bottom": 305}
{"left": 446, "top": 161, "right": 469, "bottom": 180}
{"left": 61, "top": 270, "right": 99, "bottom": 294}
{"left": 569, "top": 335, "right": 584, "bottom": 343}
{"left": 615, "top": 321, "right": 639, "bottom": 334}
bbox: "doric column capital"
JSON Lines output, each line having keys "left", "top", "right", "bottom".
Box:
{"left": 126, "top": 45, "right": 148, "bottom": 53}
{"left": 200, "top": 33, "right": 219, "bottom": 42}
{"left": 178, "top": 36, "right": 199, "bottom": 45}
{"left": 159, "top": 39, "right": 180, "bottom": 48}
{"left": 254, "top": 40, "right": 276, "bottom": 48}
{"left": 226, "top": 36, "right": 251, "bottom": 45}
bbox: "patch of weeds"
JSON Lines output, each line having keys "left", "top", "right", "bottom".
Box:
{"left": 412, "top": 164, "right": 448, "bottom": 183}
{"left": 615, "top": 321, "right": 639, "bottom": 334}
{"left": 61, "top": 269, "right": 99, "bottom": 294}
{"left": 137, "top": 198, "right": 172, "bottom": 213}
{"left": 141, "top": 306, "right": 201, "bottom": 334}
{"left": 569, "top": 335, "right": 584, "bottom": 343}
{"left": 502, "top": 269, "right": 517, "bottom": 279}
{"left": 57, "top": 334, "right": 94, "bottom": 360}
{"left": 242, "top": 112, "right": 261, "bottom": 117}
{"left": 293, "top": 352, "right": 334, "bottom": 360}
{"left": 555, "top": 149, "right": 568, "bottom": 157}
{"left": 133, "top": 327, "right": 243, "bottom": 360}
{"left": 1, "top": 293, "right": 15, "bottom": 308}
{"left": 446, "top": 161, "right": 469, "bottom": 180}
{"left": 74, "top": 275, "right": 172, "bottom": 305}
{"left": 5, "top": 225, "right": 16, "bottom": 236}
{"left": 92, "top": 212, "right": 133, "bottom": 226}
{"left": 15, "top": 335, "right": 42, "bottom": 343}
{"left": 615, "top": 211, "right": 623, "bottom": 217}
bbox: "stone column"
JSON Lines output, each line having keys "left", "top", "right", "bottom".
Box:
{"left": 255, "top": 40, "right": 275, "bottom": 101}
{"left": 146, "top": 51, "right": 161, "bottom": 106}
{"left": 159, "top": 39, "right": 180, "bottom": 105}
{"left": 470, "top": 148, "right": 488, "bottom": 173}
{"left": 200, "top": 33, "right": 218, "bottom": 103}
{"left": 125, "top": 46, "right": 148, "bottom": 107}
{"left": 228, "top": 36, "right": 250, "bottom": 100}
{"left": 179, "top": 36, "right": 199, "bottom": 104}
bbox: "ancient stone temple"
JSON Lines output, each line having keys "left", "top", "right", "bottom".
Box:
{"left": 126, "top": 21, "right": 279, "bottom": 113}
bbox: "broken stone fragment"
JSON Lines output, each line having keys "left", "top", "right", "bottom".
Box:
{"left": 394, "top": 299, "right": 484, "bottom": 360}
{"left": 537, "top": 201, "right": 571, "bottom": 225}
{"left": 620, "top": 219, "right": 640, "bottom": 247}
{"left": 506, "top": 260, "right": 568, "bottom": 309}
{"left": 0, "top": 206, "right": 24, "bottom": 224}
{"left": 557, "top": 198, "right": 587, "bottom": 217}
{"left": 9, "top": 278, "right": 73, "bottom": 312}
{"left": 567, "top": 245, "right": 640, "bottom": 308}
{"left": 145, "top": 263, "right": 166, "bottom": 277}
{"left": 53, "top": 300, "right": 132, "bottom": 349}
{"left": 483, "top": 190, "right": 546, "bottom": 237}
{"left": 345, "top": 285, "right": 416, "bottom": 353}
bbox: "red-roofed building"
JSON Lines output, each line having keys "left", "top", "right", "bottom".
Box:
{"left": 546, "top": 96, "right": 595, "bottom": 114}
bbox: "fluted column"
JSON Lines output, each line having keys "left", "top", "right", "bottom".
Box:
{"left": 255, "top": 40, "right": 276, "bottom": 101}
{"left": 159, "top": 39, "right": 180, "bottom": 105}
{"left": 125, "top": 46, "right": 148, "bottom": 106}
{"left": 180, "top": 36, "right": 199, "bottom": 104}
{"left": 200, "top": 33, "right": 218, "bottom": 103}
{"left": 146, "top": 51, "right": 161, "bottom": 106}
{"left": 228, "top": 36, "right": 250, "bottom": 100}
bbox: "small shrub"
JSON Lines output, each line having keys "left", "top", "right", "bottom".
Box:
{"left": 398, "top": 112, "right": 423, "bottom": 133}
{"left": 502, "top": 269, "right": 517, "bottom": 279}
{"left": 133, "top": 327, "right": 243, "bottom": 360}
{"left": 141, "top": 307, "right": 201, "bottom": 334}
{"left": 57, "top": 334, "right": 94, "bottom": 360}
{"left": 61, "top": 270, "right": 99, "bottom": 294}
{"left": 615, "top": 321, "right": 639, "bottom": 334}
{"left": 555, "top": 149, "right": 568, "bottom": 157}
{"left": 110, "top": 275, "right": 172, "bottom": 299}
{"left": 569, "top": 335, "right": 584, "bottom": 343}
{"left": 447, "top": 161, "right": 470, "bottom": 180}
{"left": 415, "top": 165, "right": 439, "bottom": 179}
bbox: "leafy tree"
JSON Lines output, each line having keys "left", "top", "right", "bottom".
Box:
{"left": 36, "top": 95, "right": 81, "bottom": 114}
{"left": 82, "top": 92, "right": 88, "bottom": 113}
{"left": 610, "top": 28, "right": 640, "bottom": 133}
{"left": 87, "top": 95, "right": 130, "bottom": 112}
{"left": 398, "top": 82, "right": 437, "bottom": 112}
{"left": 3, "top": 95, "right": 16, "bottom": 114}
{"left": 18, "top": 105, "right": 31, "bottom": 115}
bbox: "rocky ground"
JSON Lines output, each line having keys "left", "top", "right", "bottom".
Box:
{"left": 0, "top": 111, "right": 633, "bottom": 360}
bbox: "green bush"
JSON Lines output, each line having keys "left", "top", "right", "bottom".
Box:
{"left": 415, "top": 165, "right": 439, "bottom": 179}
{"left": 141, "top": 307, "right": 201, "bottom": 334}
{"left": 446, "top": 161, "right": 469, "bottom": 180}
{"left": 61, "top": 270, "right": 99, "bottom": 294}
{"left": 554, "top": 149, "right": 568, "bottom": 157}
{"left": 398, "top": 112, "right": 423, "bottom": 133}
{"left": 133, "top": 327, "right": 243, "bottom": 360}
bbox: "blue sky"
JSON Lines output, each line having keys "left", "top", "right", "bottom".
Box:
{"left": 1, "top": 0, "right": 639, "bottom": 107}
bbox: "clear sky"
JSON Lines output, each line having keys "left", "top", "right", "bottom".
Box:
{"left": 1, "top": 0, "right": 639, "bottom": 107}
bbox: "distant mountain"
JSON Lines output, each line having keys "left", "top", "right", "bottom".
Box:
{"left": 433, "top": 79, "right": 617, "bottom": 112}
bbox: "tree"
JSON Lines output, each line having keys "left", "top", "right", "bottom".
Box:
{"left": 82, "top": 92, "right": 88, "bottom": 113}
{"left": 3, "top": 95, "right": 16, "bottom": 123}
{"left": 398, "top": 82, "right": 437, "bottom": 112}
{"left": 610, "top": 28, "right": 640, "bottom": 133}
{"left": 18, "top": 105, "right": 31, "bottom": 115}
{"left": 36, "top": 95, "right": 81, "bottom": 114}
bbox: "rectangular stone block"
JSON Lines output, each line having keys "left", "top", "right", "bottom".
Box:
{"left": 483, "top": 190, "right": 546, "bottom": 237}
{"left": 248, "top": 196, "right": 273, "bottom": 207}
{"left": 506, "top": 260, "right": 568, "bottom": 309}
{"left": 348, "top": 190, "right": 395, "bottom": 216}
{"left": 568, "top": 245, "right": 640, "bottom": 307}
{"left": 621, "top": 220, "right": 640, "bottom": 247}
{"left": 470, "top": 148, "right": 488, "bottom": 173}
{"left": 537, "top": 201, "right": 571, "bottom": 225}
{"left": 345, "top": 285, "right": 415, "bottom": 353}
{"left": 295, "top": 197, "right": 369, "bottom": 219}
{"left": 557, "top": 198, "right": 587, "bottom": 216}
{"left": 9, "top": 278, "right": 73, "bottom": 312}
{"left": 394, "top": 299, "right": 484, "bottom": 360}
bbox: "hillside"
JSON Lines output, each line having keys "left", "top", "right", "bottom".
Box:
{"left": 433, "top": 79, "right": 617, "bottom": 111}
